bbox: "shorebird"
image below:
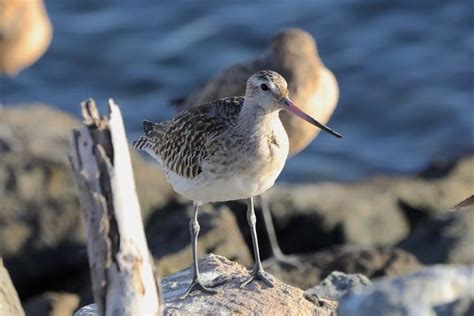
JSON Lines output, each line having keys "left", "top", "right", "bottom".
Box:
{"left": 134, "top": 70, "right": 341, "bottom": 298}
{"left": 0, "top": 0, "right": 52, "bottom": 147}
{"left": 182, "top": 28, "right": 339, "bottom": 266}
{"left": 0, "top": 0, "right": 52, "bottom": 76}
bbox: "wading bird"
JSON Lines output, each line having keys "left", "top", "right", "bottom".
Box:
{"left": 134, "top": 70, "right": 341, "bottom": 298}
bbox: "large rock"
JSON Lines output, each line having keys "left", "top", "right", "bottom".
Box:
{"left": 252, "top": 156, "right": 474, "bottom": 256}
{"left": 0, "top": 104, "right": 174, "bottom": 297}
{"left": 0, "top": 258, "right": 24, "bottom": 316}
{"left": 399, "top": 197, "right": 474, "bottom": 265}
{"left": 75, "top": 254, "right": 338, "bottom": 315}
{"left": 338, "top": 265, "right": 474, "bottom": 316}
{"left": 263, "top": 180, "right": 410, "bottom": 252}
{"left": 146, "top": 202, "right": 252, "bottom": 276}
{"left": 396, "top": 156, "right": 474, "bottom": 221}
{"left": 266, "top": 246, "right": 422, "bottom": 290}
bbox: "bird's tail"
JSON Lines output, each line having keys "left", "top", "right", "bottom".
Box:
{"left": 133, "top": 120, "right": 162, "bottom": 151}
{"left": 143, "top": 120, "right": 156, "bottom": 134}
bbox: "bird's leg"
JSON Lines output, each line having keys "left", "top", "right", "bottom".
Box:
{"left": 258, "top": 194, "right": 301, "bottom": 268}
{"left": 241, "top": 197, "right": 274, "bottom": 288}
{"left": 180, "top": 203, "right": 217, "bottom": 299}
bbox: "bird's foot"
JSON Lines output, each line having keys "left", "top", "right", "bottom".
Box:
{"left": 180, "top": 278, "right": 218, "bottom": 299}
{"left": 240, "top": 266, "right": 274, "bottom": 288}
{"left": 263, "top": 252, "right": 302, "bottom": 269}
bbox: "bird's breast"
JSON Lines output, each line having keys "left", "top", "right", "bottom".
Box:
{"left": 252, "top": 119, "right": 289, "bottom": 182}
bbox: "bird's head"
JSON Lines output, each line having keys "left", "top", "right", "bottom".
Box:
{"left": 245, "top": 70, "right": 341, "bottom": 139}
{"left": 269, "top": 28, "right": 319, "bottom": 64}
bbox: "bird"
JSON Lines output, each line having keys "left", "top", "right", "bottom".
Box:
{"left": 0, "top": 0, "right": 53, "bottom": 76}
{"left": 181, "top": 28, "right": 339, "bottom": 266}
{"left": 0, "top": 0, "right": 53, "bottom": 149}
{"left": 134, "top": 70, "right": 341, "bottom": 298}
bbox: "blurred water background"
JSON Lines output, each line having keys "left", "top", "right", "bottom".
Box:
{"left": 3, "top": 0, "right": 473, "bottom": 182}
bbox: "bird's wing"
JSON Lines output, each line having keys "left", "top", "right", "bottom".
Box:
{"left": 134, "top": 97, "right": 244, "bottom": 179}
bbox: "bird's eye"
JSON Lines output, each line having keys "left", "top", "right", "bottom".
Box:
{"left": 260, "top": 83, "right": 269, "bottom": 91}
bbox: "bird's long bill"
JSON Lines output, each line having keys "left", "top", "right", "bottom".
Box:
{"left": 280, "top": 97, "right": 342, "bottom": 138}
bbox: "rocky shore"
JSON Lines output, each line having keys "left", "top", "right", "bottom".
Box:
{"left": 1, "top": 104, "right": 472, "bottom": 315}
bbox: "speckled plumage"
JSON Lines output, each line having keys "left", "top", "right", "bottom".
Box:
{"left": 134, "top": 96, "right": 244, "bottom": 180}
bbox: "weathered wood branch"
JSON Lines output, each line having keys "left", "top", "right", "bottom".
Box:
{"left": 69, "top": 99, "right": 161, "bottom": 316}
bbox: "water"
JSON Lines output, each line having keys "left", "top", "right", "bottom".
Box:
{"left": 4, "top": 0, "right": 474, "bottom": 182}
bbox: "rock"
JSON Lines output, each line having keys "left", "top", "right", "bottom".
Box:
{"left": 266, "top": 246, "right": 422, "bottom": 290}
{"left": 162, "top": 254, "right": 337, "bottom": 315}
{"left": 397, "top": 156, "right": 474, "bottom": 222}
{"left": 317, "top": 247, "right": 424, "bottom": 280}
{"left": 0, "top": 258, "right": 25, "bottom": 316}
{"left": 338, "top": 265, "right": 474, "bottom": 316}
{"left": 75, "top": 254, "right": 338, "bottom": 315}
{"left": 249, "top": 156, "right": 473, "bottom": 256}
{"left": 263, "top": 179, "right": 410, "bottom": 252}
{"left": 146, "top": 202, "right": 252, "bottom": 276}
{"left": 304, "top": 271, "right": 371, "bottom": 302}
{"left": 398, "top": 199, "right": 474, "bottom": 265}
{"left": 23, "top": 292, "right": 80, "bottom": 316}
{"left": 0, "top": 104, "right": 174, "bottom": 298}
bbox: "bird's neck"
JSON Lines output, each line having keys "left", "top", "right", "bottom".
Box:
{"left": 238, "top": 101, "right": 281, "bottom": 136}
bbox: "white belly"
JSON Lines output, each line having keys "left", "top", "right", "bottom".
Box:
{"left": 168, "top": 165, "right": 283, "bottom": 204}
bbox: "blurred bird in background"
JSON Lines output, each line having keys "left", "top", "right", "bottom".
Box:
{"left": 0, "top": 0, "right": 52, "bottom": 76}
{"left": 0, "top": 0, "right": 52, "bottom": 146}
{"left": 181, "top": 28, "right": 340, "bottom": 267}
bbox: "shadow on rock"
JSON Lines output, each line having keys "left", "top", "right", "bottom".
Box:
{"left": 146, "top": 200, "right": 252, "bottom": 276}
{"left": 266, "top": 246, "right": 422, "bottom": 290}
{"left": 398, "top": 198, "right": 474, "bottom": 265}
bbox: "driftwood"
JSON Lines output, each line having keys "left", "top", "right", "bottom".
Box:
{"left": 69, "top": 99, "right": 161, "bottom": 316}
{"left": 0, "top": 258, "right": 25, "bottom": 316}
{"left": 75, "top": 254, "right": 338, "bottom": 315}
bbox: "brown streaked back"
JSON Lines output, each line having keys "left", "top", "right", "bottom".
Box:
{"left": 134, "top": 97, "right": 244, "bottom": 179}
